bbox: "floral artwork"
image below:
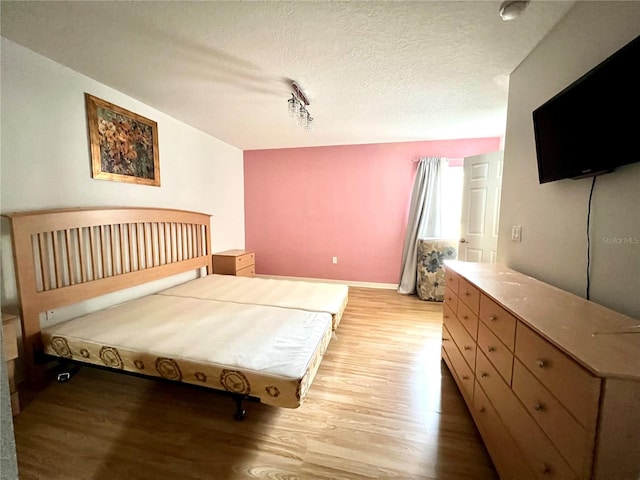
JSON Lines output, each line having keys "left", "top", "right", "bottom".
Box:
{"left": 85, "top": 93, "right": 160, "bottom": 186}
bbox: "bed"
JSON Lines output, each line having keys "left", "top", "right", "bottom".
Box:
{"left": 4, "top": 206, "right": 337, "bottom": 418}
{"left": 157, "top": 274, "right": 348, "bottom": 331}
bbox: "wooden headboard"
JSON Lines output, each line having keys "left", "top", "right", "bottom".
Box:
{"left": 3, "top": 207, "right": 212, "bottom": 383}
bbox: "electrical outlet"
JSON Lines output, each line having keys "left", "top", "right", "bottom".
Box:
{"left": 46, "top": 309, "right": 55, "bottom": 321}
{"left": 332, "top": 256, "right": 338, "bottom": 264}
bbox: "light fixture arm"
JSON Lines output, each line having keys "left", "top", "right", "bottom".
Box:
{"left": 291, "top": 81, "right": 310, "bottom": 106}
{"left": 287, "top": 80, "right": 313, "bottom": 132}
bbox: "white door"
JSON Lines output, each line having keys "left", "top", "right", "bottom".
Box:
{"left": 459, "top": 151, "right": 503, "bottom": 262}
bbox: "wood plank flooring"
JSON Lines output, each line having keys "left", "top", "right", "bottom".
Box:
{"left": 12, "top": 287, "right": 497, "bottom": 479}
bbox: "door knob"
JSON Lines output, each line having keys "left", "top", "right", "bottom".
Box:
{"left": 460, "top": 238, "right": 468, "bottom": 243}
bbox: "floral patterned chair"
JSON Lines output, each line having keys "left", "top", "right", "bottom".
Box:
{"left": 416, "top": 238, "right": 458, "bottom": 301}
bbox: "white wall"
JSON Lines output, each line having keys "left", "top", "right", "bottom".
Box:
{"left": 499, "top": 2, "right": 640, "bottom": 319}
{"left": 1, "top": 38, "right": 246, "bottom": 318}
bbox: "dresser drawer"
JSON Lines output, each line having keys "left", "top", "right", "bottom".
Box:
{"left": 456, "top": 299, "right": 479, "bottom": 340}
{"left": 443, "top": 287, "right": 458, "bottom": 315}
{"left": 443, "top": 303, "right": 455, "bottom": 329}
{"left": 444, "top": 268, "right": 459, "bottom": 295}
{"left": 478, "top": 321, "right": 514, "bottom": 385}
{"left": 479, "top": 294, "right": 517, "bottom": 351}
{"left": 444, "top": 307, "right": 477, "bottom": 371}
{"left": 442, "top": 325, "right": 475, "bottom": 401}
{"left": 513, "top": 359, "right": 595, "bottom": 478}
{"left": 515, "top": 323, "right": 601, "bottom": 430}
{"left": 473, "top": 382, "right": 537, "bottom": 480}
{"left": 458, "top": 278, "right": 480, "bottom": 315}
{"left": 476, "top": 350, "right": 578, "bottom": 480}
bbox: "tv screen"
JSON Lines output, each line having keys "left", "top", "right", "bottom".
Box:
{"left": 532, "top": 35, "right": 640, "bottom": 184}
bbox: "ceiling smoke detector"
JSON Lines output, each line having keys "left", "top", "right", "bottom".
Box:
{"left": 499, "top": 0, "right": 530, "bottom": 21}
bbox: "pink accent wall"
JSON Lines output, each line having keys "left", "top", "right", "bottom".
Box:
{"left": 244, "top": 138, "right": 501, "bottom": 284}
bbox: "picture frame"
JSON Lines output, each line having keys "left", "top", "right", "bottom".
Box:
{"left": 85, "top": 93, "right": 160, "bottom": 187}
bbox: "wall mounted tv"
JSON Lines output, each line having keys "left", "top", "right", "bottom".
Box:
{"left": 532, "top": 35, "right": 640, "bottom": 184}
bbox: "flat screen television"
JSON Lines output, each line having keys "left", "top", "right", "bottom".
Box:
{"left": 532, "top": 35, "right": 640, "bottom": 184}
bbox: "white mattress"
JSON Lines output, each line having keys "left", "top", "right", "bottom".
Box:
{"left": 43, "top": 295, "right": 330, "bottom": 380}
{"left": 158, "top": 274, "right": 349, "bottom": 317}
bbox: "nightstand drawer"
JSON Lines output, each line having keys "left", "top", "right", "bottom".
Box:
{"left": 2, "top": 313, "right": 20, "bottom": 417}
{"left": 234, "top": 251, "right": 255, "bottom": 269}
{"left": 236, "top": 264, "right": 255, "bottom": 277}
{"left": 3, "top": 317, "right": 18, "bottom": 361}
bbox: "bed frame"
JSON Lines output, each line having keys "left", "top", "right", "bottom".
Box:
{"left": 4, "top": 207, "right": 213, "bottom": 385}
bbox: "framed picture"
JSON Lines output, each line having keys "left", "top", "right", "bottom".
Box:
{"left": 85, "top": 93, "right": 160, "bottom": 186}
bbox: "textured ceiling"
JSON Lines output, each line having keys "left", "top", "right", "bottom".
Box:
{"left": 0, "top": 1, "right": 575, "bottom": 150}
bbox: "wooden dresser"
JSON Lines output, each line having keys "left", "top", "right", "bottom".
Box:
{"left": 442, "top": 261, "right": 640, "bottom": 480}
{"left": 2, "top": 313, "right": 20, "bottom": 416}
{"left": 212, "top": 249, "right": 255, "bottom": 277}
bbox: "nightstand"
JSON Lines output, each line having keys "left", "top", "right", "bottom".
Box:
{"left": 2, "top": 313, "right": 20, "bottom": 416}
{"left": 212, "top": 249, "right": 255, "bottom": 277}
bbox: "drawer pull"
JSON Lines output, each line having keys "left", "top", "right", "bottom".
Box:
{"left": 537, "top": 359, "right": 547, "bottom": 368}
{"left": 442, "top": 338, "right": 449, "bottom": 343}
{"left": 533, "top": 402, "right": 546, "bottom": 412}
{"left": 465, "top": 291, "right": 470, "bottom": 296}
{"left": 464, "top": 345, "right": 472, "bottom": 351}
{"left": 462, "top": 315, "right": 468, "bottom": 320}
{"left": 489, "top": 314, "right": 497, "bottom": 322}
{"left": 462, "top": 375, "right": 470, "bottom": 380}
{"left": 487, "top": 346, "right": 496, "bottom": 353}
{"left": 480, "top": 372, "right": 489, "bottom": 378}
{"left": 478, "top": 406, "right": 486, "bottom": 413}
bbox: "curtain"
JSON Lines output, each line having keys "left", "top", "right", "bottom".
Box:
{"left": 398, "top": 157, "right": 443, "bottom": 295}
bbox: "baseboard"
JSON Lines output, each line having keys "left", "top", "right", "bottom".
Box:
{"left": 254, "top": 274, "right": 398, "bottom": 290}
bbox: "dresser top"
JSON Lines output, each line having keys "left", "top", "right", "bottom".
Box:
{"left": 444, "top": 261, "right": 640, "bottom": 380}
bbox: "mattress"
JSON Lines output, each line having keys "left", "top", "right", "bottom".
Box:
{"left": 157, "top": 274, "right": 349, "bottom": 330}
{"left": 42, "top": 295, "right": 332, "bottom": 408}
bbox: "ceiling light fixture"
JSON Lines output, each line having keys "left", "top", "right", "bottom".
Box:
{"left": 499, "top": 0, "right": 530, "bottom": 21}
{"left": 287, "top": 81, "right": 313, "bottom": 132}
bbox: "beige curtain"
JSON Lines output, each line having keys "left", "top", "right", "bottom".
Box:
{"left": 398, "top": 157, "right": 443, "bottom": 295}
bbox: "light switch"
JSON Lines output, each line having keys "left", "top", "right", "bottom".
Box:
{"left": 511, "top": 225, "right": 522, "bottom": 242}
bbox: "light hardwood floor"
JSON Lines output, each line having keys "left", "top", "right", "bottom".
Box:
{"left": 13, "top": 287, "right": 497, "bottom": 480}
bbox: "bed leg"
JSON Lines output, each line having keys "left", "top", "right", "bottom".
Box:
{"left": 233, "top": 395, "right": 246, "bottom": 421}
